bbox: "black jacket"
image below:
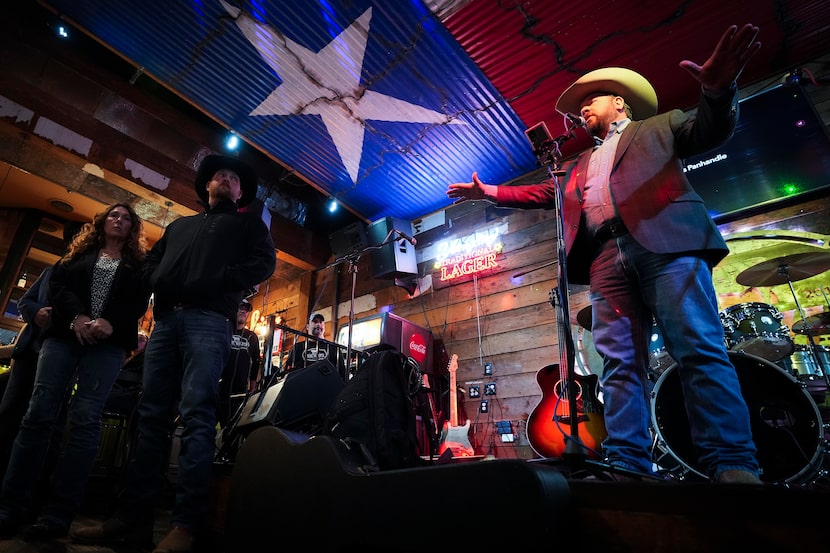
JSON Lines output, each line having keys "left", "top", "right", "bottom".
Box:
{"left": 145, "top": 199, "right": 276, "bottom": 320}
{"left": 47, "top": 250, "right": 149, "bottom": 352}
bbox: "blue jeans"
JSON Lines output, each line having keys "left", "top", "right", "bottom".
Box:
{"left": 117, "top": 308, "right": 231, "bottom": 530}
{"left": 0, "top": 337, "right": 125, "bottom": 526}
{"left": 589, "top": 234, "right": 759, "bottom": 478}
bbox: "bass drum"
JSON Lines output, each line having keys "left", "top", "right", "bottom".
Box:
{"left": 651, "top": 352, "right": 824, "bottom": 484}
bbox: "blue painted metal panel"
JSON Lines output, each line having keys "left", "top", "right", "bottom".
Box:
{"left": 44, "top": 0, "right": 538, "bottom": 223}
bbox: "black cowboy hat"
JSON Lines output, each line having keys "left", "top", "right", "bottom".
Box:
{"left": 194, "top": 155, "right": 258, "bottom": 207}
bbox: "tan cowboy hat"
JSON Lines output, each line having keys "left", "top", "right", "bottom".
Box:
{"left": 555, "top": 67, "right": 658, "bottom": 120}
{"left": 194, "top": 154, "right": 258, "bottom": 207}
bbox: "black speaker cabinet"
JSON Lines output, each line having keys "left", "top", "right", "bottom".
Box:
{"left": 235, "top": 360, "right": 343, "bottom": 433}
{"left": 367, "top": 216, "right": 417, "bottom": 280}
{"left": 328, "top": 221, "right": 367, "bottom": 257}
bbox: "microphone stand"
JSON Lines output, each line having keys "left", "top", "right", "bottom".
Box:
{"left": 318, "top": 231, "right": 400, "bottom": 379}
{"left": 530, "top": 124, "right": 596, "bottom": 466}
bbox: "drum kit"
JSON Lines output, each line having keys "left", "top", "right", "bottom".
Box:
{"left": 572, "top": 251, "right": 830, "bottom": 485}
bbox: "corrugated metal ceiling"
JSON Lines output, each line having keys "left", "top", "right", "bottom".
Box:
{"left": 37, "top": 0, "right": 830, "bottom": 225}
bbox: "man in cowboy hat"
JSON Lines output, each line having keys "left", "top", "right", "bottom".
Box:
{"left": 448, "top": 24, "right": 763, "bottom": 485}
{"left": 72, "top": 154, "right": 276, "bottom": 552}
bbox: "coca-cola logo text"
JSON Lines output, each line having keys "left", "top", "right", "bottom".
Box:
{"left": 408, "top": 333, "right": 427, "bottom": 363}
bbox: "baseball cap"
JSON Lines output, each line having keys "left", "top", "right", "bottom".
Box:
{"left": 310, "top": 313, "right": 324, "bottom": 323}
{"left": 239, "top": 299, "right": 253, "bottom": 312}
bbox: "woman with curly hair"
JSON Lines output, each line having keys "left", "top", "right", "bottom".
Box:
{"left": 0, "top": 202, "right": 152, "bottom": 541}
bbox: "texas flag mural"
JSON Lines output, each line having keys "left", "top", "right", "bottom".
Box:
{"left": 42, "top": 0, "right": 541, "bottom": 223}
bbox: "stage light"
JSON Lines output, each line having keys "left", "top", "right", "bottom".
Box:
{"left": 224, "top": 131, "right": 240, "bottom": 152}
{"left": 52, "top": 22, "right": 70, "bottom": 39}
{"left": 327, "top": 197, "right": 338, "bottom": 213}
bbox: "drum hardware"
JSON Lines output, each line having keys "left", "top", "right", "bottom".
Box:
{"left": 735, "top": 252, "right": 830, "bottom": 287}
{"left": 792, "top": 312, "right": 830, "bottom": 336}
{"left": 575, "top": 304, "right": 592, "bottom": 331}
{"left": 778, "top": 346, "right": 829, "bottom": 401}
{"left": 574, "top": 306, "right": 673, "bottom": 379}
{"left": 719, "top": 302, "right": 793, "bottom": 361}
{"left": 736, "top": 252, "right": 830, "bottom": 388}
{"left": 650, "top": 352, "right": 825, "bottom": 485}
{"left": 647, "top": 321, "right": 674, "bottom": 380}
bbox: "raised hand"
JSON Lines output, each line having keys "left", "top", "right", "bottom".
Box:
{"left": 446, "top": 171, "right": 496, "bottom": 204}
{"left": 679, "top": 23, "right": 761, "bottom": 93}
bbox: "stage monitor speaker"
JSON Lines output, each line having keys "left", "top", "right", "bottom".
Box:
{"left": 235, "top": 359, "right": 343, "bottom": 433}
{"left": 367, "top": 216, "right": 417, "bottom": 280}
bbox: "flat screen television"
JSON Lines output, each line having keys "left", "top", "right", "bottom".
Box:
{"left": 682, "top": 83, "right": 830, "bottom": 223}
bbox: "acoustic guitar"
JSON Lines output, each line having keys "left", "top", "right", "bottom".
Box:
{"left": 526, "top": 362, "right": 606, "bottom": 459}
{"left": 437, "top": 354, "right": 475, "bottom": 457}
{"left": 527, "top": 287, "right": 606, "bottom": 459}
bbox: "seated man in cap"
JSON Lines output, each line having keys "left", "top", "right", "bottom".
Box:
{"left": 284, "top": 313, "right": 346, "bottom": 377}
{"left": 447, "top": 24, "right": 764, "bottom": 485}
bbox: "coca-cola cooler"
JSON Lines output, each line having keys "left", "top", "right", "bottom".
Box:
{"left": 336, "top": 312, "right": 434, "bottom": 374}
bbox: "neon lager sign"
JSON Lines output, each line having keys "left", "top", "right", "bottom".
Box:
{"left": 435, "top": 225, "right": 504, "bottom": 281}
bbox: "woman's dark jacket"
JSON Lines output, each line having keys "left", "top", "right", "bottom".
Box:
{"left": 46, "top": 249, "right": 149, "bottom": 352}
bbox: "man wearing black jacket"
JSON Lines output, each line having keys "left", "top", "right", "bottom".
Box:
{"left": 72, "top": 155, "right": 276, "bottom": 553}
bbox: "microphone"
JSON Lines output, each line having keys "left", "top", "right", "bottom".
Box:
{"left": 565, "top": 113, "right": 587, "bottom": 128}
{"left": 393, "top": 229, "right": 417, "bottom": 246}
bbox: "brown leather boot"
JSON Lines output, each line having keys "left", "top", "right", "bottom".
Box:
{"left": 153, "top": 526, "right": 194, "bottom": 553}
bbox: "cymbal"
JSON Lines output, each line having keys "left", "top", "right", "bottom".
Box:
{"left": 792, "top": 312, "right": 830, "bottom": 335}
{"left": 735, "top": 251, "right": 830, "bottom": 287}
{"left": 576, "top": 305, "right": 592, "bottom": 330}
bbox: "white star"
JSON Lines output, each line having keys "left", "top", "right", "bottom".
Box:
{"left": 222, "top": 2, "right": 461, "bottom": 183}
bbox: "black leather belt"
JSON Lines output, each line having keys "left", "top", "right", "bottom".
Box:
{"left": 594, "top": 219, "right": 628, "bottom": 243}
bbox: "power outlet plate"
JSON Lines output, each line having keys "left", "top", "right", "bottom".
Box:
{"left": 469, "top": 385, "right": 481, "bottom": 398}
{"left": 480, "top": 399, "right": 489, "bottom": 413}
{"left": 484, "top": 383, "right": 496, "bottom": 395}
{"left": 484, "top": 363, "right": 493, "bottom": 376}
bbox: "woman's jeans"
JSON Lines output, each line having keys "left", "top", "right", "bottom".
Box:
{"left": 0, "top": 337, "right": 125, "bottom": 526}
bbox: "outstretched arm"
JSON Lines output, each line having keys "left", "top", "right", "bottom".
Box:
{"left": 679, "top": 23, "right": 761, "bottom": 93}
{"left": 446, "top": 172, "right": 498, "bottom": 204}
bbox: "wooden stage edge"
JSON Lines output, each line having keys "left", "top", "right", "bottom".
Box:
{"left": 220, "top": 426, "right": 830, "bottom": 553}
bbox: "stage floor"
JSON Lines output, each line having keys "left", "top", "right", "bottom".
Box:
{"left": 0, "top": 457, "right": 828, "bottom": 553}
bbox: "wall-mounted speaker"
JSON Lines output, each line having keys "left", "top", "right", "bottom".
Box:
{"left": 329, "top": 221, "right": 368, "bottom": 258}
{"left": 367, "top": 216, "right": 417, "bottom": 280}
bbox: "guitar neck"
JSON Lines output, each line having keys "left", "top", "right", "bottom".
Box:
{"left": 447, "top": 354, "right": 459, "bottom": 426}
